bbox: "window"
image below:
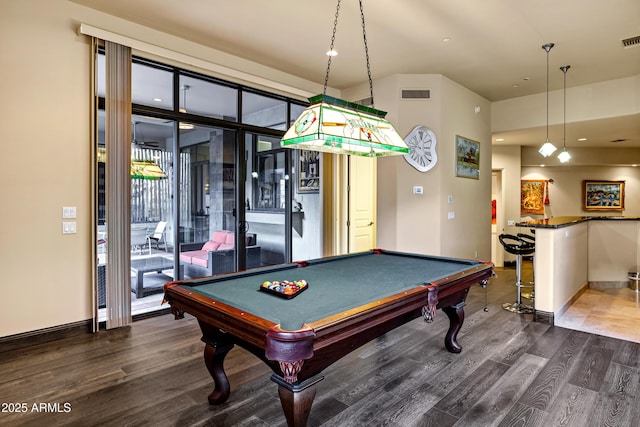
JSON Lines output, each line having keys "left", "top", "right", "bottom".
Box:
{"left": 179, "top": 74, "right": 238, "bottom": 120}
{"left": 242, "top": 91, "right": 287, "bottom": 129}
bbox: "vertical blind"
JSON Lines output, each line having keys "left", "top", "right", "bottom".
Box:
{"left": 104, "top": 40, "right": 133, "bottom": 329}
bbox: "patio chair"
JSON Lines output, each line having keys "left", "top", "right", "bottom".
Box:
{"left": 146, "top": 221, "right": 168, "bottom": 254}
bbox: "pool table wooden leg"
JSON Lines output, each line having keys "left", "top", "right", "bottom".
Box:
{"left": 203, "top": 341, "right": 234, "bottom": 404}
{"left": 442, "top": 301, "right": 465, "bottom": 353}
{"left": 277, "top": 383, "right": 316, "bottom": 427}
{"left": 271, "top": 374, "right": 324, "bottom": 427}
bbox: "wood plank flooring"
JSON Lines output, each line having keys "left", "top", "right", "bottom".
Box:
{"left": 2, "top": 266, "right": 640, "bottom": 426}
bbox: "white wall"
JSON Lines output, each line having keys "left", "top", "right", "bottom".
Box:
{"left": 344, "top": 74, "right": 492, "bottom": 260}
{"left": 0, "top": 0, "right": 325, "bottom": 338}
{"left": 491, "top": 146, "right": 522, "bottom": 263}
{"left": 521, "top": 165, "right": 640, "bottom": 218}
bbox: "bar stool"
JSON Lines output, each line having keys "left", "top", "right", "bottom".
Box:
{"left": 499, "top": 234, "right": 535, "bottom": 314}
{"left": 517, "top": 232, "right": 535, "bottom": 300}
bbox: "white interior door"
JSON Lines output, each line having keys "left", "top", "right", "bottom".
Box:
{"left": 348, "top": 156, "right": 376, "bottom": 252}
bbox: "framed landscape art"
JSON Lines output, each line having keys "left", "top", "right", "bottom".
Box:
{"left": 455, "top": 135, "right": 480, "bottom": 179}
{"left": 583, "top": 180, "right": 625, "bottom": 211}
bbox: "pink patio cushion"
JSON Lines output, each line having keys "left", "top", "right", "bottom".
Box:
{"left": 202, "top": 240, "right": 221, "bottom": 251}
{"left": 217, "top": 243, "right": 234, "bottom": 250}
{"left": 211, "top": 230, "right": 231, "bottom": 244}
{"left": 225, "top": 232, "right": 235, "bottom": 245}
{"left": 179, "top": 253, "right": 193, "bottom": 264}
{"left": 182, "top": 250, "right": 208, "bottom": 267}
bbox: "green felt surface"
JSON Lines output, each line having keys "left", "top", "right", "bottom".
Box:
{"left": 182, "top": 250, "right": 481, "bottom": 330}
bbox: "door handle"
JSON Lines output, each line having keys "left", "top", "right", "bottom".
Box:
{"left": 368, "top": 221, "right": 374, "bottom": 226}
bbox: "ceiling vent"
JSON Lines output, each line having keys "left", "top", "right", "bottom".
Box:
{"left": 622, "top": 35, "right": 640, "bottom": 48}
{"left": 610, "top": 138, "right": 628, "bottom": 143}
{"left": 401, "top": 89, "right": 431, "bottom": 99}
{"left": 354, "top": 96, "right": 374, "bottom": 106}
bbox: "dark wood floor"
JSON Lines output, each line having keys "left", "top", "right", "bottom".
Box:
{"left": 2, "top": 266, "right": 640, "bottom": 426}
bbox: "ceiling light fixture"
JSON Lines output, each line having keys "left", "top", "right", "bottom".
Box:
{"left": 281, "top": 0, "right": 408, "bottom": 157}
{"left": 557, "top": 65, "right": 571, "bottom": 163}
{"left": 179, "top": 85, "right": 194, "bottom": 130}
{"left": 538, "top": 43, "right": 557, "bottom": 157}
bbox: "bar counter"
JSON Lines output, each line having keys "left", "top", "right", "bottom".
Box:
{"left": 514, "top": 216, "right": 640, "bottom": 325}
{"left": 518, "top": 215, "right": 640, "bottom": 229}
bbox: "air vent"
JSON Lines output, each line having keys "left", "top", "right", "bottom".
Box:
{"left": 354, "top": 97, "right": 373, "bottom": 106}
{"left": 401, "top": 89, "right": 431, "bottom": 99}
{"left": 622, "top": 35, "right": 640, "bottom": 48}
{"left": 610, "top": 138, "right": 628, "bottom": 143}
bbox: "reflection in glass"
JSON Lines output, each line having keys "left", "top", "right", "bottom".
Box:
{"left": 243, "top": 92, "right": 287, "bottom": 129}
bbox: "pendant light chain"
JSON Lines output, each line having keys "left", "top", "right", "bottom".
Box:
{"left": 561, "top": 65, "right": 571, "bottom": 149}
{"left": 323, "top": 0, "right": 375, "bottom": 107}
{"left": 323, "top": 0, "right": 341, "bottom": 95}
{"left": 359, "top": 0, "right": 374, "bottom": 108}
{"left": 545, "top": 46, "right": 550, "bottom": 141}
{"left": 560, "top": 65, "right": 570, "bottom": 152}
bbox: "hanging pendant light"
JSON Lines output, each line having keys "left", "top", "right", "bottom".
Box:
{"left": 281, "top": 0, "right": 408, "bottom": 157}
{"left": 179, "top": 85, "right": 194, "bottom": 130}
{"left": 538, "top": 43, "right": 557, "bottom": 157}
{"left": 557, "top": 65, "right": 571, "bottom": 163}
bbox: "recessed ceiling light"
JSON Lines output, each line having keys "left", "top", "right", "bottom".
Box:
{"left": 632, "top": 164, "right": 638, "bottom": 167}
{"left": 540, "top": 164, "right": 546, "bottom": 168}
{"left": 442, "top": 37, "right": 451, "bottom": 43}
{"left": 153, "top": 97, "right": 162, "bottom": 102}
{"left": 578, "top": 137, "right": 588, "bottom": 141}
{"left": 513, "top": 84, "right": 520, "bottom": 88}
{"left": 496, "top": 138, "right": 504, "bottom": 142}
{"left": 326, "top": 49, "right": 338, "bottom": 57}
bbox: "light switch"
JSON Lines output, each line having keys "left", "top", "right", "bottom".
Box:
{"left": 448, "top": 211, "right": 455, "bottom": 220}
{"left": 62, "top": 206, "right": 77, "bottom": 219}
{"left": 413, "top": 186, "right": 424, "bottom": 195}
{"left": 447, "top": 195, "right": 453, "bottom": 204}
{"left": 62, "top": 221, "right": 77, "bottom": 234}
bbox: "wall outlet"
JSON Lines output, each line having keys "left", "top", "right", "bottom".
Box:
{"left": 413, "top": 186, "right": 423, "bottom": 195}
{"left": 448, "top": 211, "right": 455, "bottom": 220}
{"left": 507, "top": 220, "right": 515, "bottom": 226}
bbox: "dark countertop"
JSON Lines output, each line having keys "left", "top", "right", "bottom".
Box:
{"left": 517, "top": 216, "right": 640, "bottom": 229}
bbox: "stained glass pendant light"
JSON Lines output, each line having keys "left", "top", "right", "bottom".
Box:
{"left": 557, "top": 65, "right": 571, "bottom": 163}
{"left": 281, "top": 0, "right": 408, "bottom": 157}
{"left": 538, "top": 43, "right": 557, "bottom": 157}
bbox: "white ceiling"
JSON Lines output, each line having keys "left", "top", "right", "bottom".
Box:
{"left": 74, "top": 0, "right": 640, "bottom": 149}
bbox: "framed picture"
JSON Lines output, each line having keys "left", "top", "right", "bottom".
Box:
{"left": 583, "top": 180, "right": 625, "bottom": 211}
{"left": 455, "top": 135, "right": 480, "bottom": 179}
{"left": 521, "top": 180, "right": 546, "bottom": 214}
{"left": 298, "top": 150, "right": 320, "bottom": 193}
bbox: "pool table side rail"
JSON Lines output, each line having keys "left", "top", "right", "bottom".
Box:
{"left": 305, "top": 262, "right": 493, "bottom": 341}
{"left": 428, "top": 262, "right": 494, "bottom": 306}
{"left": 164, "top": 283, "right": 278, "bottom": 351}
{"left": 276, "top": 262, "right": 495, "bottom": 380}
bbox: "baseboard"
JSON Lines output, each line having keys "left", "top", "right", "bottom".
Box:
{"left": 533, "top": 310, "right": 554, "bottom": 325}
{"left": 0, "top": 319, "right": 93, "bottom": 353}
{"left": 589, "top": 281, "right": 628, "bottom": 289}
{"left": 1, "top": 308, "right": 171, "bottom": 352}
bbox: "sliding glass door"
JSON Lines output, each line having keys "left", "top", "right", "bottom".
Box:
{"left": 179, "top": 125, "right": 242, "bottom": 278}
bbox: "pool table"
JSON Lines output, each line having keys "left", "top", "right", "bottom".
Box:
{"left": 164, "top": 249, "right": 493, "bottom": 426}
